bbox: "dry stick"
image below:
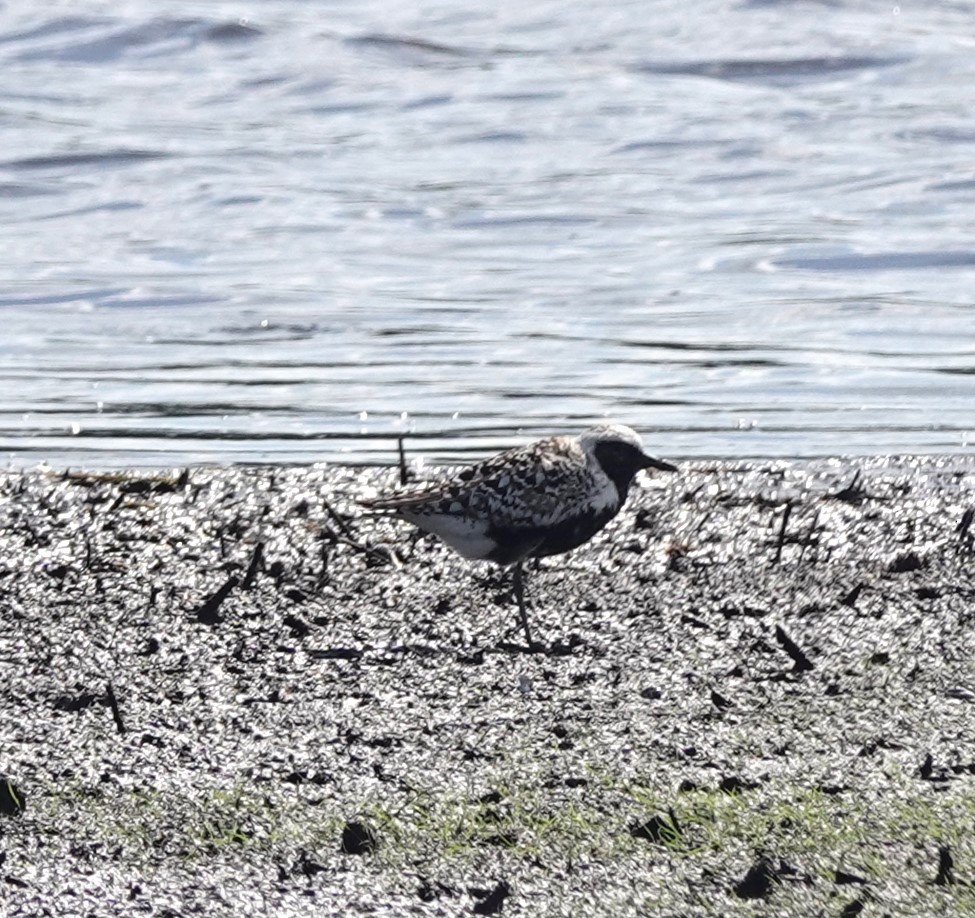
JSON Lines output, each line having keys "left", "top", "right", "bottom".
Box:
{"left": 87, "top": 493, "right": 137, "bottom": 739}
{"left": 958, "top": 507, "right": 974, "bottom": 555}
{"left": 774, "top": 624, "right": 814, "bottom": 672}
{"left": 321, "top": 496, "right": 357, "bottom": 540}
{"left": 241, "top": 541, "right": 264, "bottom": 590}
{"left": 317, "top": 532, "right": 331, "bottom": 587}
{"left": 397, "top": 437, "right": 409, "bottom": 485}
{"left": 658, "top": 479, "right": 714, "bottom": 568}
{"left": 797, "top": 507, "right": 821, "bottom": 567}
{"left": 936, "top": 846, "right": 955, "bottom": 886}
{"left": 840, "top": 582, "right": 864, "bottom": 608}
{"left": 335, "top": 531, "right": 402, "bottom": 569}
{"left": 830, "top": 469, "right": 864, "bottom": 503}
{"left": 959, "top": 507, "right": 974, "bottom": 539}
{"left": 105, "top": 682, "right": 126, "bottom": 735}
{"left": 322, "top": 502, "right": 402, "bottom": 568}
{"left": 777, "top": 496, "right": 822, "bottom": 673}
{"left": 194, "top": 575, "right": 239, "bottom": 625}
{"left": 772, "top": 501, "right": 793, "bottom": 566}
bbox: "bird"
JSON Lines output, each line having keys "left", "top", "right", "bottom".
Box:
{"left": 359, "top": 424, "right": 677, "bottom": 649}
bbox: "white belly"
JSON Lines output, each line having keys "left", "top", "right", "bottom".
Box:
{"left": 403, "top": 510, "right": 496, "bottom": 561}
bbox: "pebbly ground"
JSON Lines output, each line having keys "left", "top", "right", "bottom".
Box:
{"left": 0, "top": 457, "right": 974, "bottom": 917}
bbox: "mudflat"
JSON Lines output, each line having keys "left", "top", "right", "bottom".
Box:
{"left": 1, "top": 458, "right": 973, "bottom": 916}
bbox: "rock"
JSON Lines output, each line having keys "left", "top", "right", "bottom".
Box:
{"left": 733, "top": 856, "right": 776, "bottom": 899}
{"left": 0, "top": 778, "right": 25, "bottom": 817}
{"left": 629, "top": 811, "right": 682, "bottom": 846}
{"left": 340, "top": 820, "right": 378, "bottom": 855}
{"left": 472, "top": 880, "right": 510, "bottom": 915}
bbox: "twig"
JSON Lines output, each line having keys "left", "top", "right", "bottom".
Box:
{"left": 774, "top": 624, "right": 814, "bottom": 672}
{"left": 105, "top": 682, "right": 126, "bottom": 735}
{"left": 397, "top": 437, "right": 409, "bottom": 486}
{"left": 797, "top": 508, "right": 821, "bottom": 566}
{"left": 935, "top": 845, "right": 954, "bottom": 886}
{"left": 772, "top": 502, "right": 793, "bottom": 566}
{"left": 335, "top": 533, "right": 402, "bottom": 569}
{"left": 322, "top": 497, "right": 356, "bottom": 540}
{"left": 194, "top": 575, "right": 239, "bottom": 625}
{"left": 324, "top": 498, "right": 400, "bottom": 567}
{"left": 241, "top": 541, "right": 264, "bottom": 590}
{"left": 958, "top": 508, "right": 974, "bottom": 554}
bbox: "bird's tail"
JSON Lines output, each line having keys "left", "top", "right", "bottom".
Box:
{"left": 357, "top": 494, "right": 398, "bottom": 511}
{"left": 357, "top": 490, "right": 438, "bottom": 511}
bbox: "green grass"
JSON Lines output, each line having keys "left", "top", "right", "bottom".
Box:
{"left": 15, "top": 768, "right": 975, "bottom": 914}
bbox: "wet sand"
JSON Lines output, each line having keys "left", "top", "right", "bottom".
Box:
{"left": 1, "top": 458, "right": 973, "bottom": 916}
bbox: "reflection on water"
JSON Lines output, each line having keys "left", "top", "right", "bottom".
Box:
{"left": 1, "top": 1, "right": 973, "bottom": 467}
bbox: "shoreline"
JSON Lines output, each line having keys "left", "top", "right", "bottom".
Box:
{"left": 5, "top": 447, "right": 974, "bottom": 475}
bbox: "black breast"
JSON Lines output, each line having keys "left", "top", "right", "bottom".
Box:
{"left": 486, "top": 507, "right": 617, "bottom": 565}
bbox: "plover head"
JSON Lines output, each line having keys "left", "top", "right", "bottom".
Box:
{"left": 579, "top": 424, "right": 678, "bottom": 497}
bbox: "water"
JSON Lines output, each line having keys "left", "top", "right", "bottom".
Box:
{"left": 2, "top": 0, "right": 973, "bottom": 467}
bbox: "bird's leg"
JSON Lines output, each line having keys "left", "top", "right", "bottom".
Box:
{"left": 512, "top": 561, "right": 536, "bottom": 649}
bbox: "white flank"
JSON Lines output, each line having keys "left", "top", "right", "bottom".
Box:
{"left": 402, "top": 509, "right": 496, "bottom": 561}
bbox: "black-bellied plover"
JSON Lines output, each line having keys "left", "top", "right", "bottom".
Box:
{"left": 360, "top": 424, "right": 677, "bottom": 649}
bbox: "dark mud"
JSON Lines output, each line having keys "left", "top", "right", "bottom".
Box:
{"left": 1, "top": 458, "right": 973, "bottom": 916}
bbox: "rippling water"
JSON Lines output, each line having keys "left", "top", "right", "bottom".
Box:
{"left": 2, "top": 1, "right": 973, "bottom": 467}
